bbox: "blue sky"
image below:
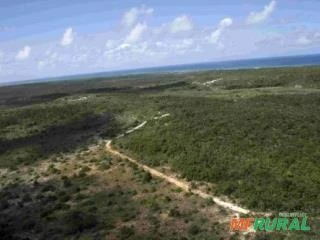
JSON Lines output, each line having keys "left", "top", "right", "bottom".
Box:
{"left": 0, "top": 0, "right": 320, "bottom": 82}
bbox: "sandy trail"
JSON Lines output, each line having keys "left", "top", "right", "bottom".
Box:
{"left": 105, "top": 115, "right": 256, "bottom": 215}
{"left": 203, "top": 78, "right": 223, "bottom": 86}
{"left": 125, "top": 121, "right": 147, "bottom": 134}
{"left": 106, "top": 140, "right": 250, "bottom": 214}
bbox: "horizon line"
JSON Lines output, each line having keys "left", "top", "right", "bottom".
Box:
{"left": 2, "top": 52, "right": 320, "bottom": 87}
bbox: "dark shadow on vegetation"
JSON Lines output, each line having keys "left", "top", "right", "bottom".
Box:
{"left": 135, "top": 81, "right": 187, "bottom": 93}
{"left": 1, "top": 93, "right": 70, "bottom": 107}
{"left": 0, "top": 79, "right": 187, "bottom": 107}
{"left": 0, "top": 113, "right": 119, "bottom": 168}
{"left": 84, "top": 86, "right": 131, "bottom": 94}
{"left": 80, "top": 81, "right": 186, "bottom": 94}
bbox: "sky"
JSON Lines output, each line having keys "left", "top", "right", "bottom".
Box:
{"left": 0, "top": 0, "right": 320, "bottom": 82}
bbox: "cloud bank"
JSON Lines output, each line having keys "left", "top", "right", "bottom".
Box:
{"left": 1, "top": 1, "right": 319, "bottom": 82}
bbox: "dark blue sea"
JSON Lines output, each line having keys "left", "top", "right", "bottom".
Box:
{"left": 147, "top": 54, "right": 320, "bottom": 73}
{"left": 5, "top": 54, "right": 320, "bottom": 86}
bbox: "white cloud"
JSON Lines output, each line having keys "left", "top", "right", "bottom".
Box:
{"left": 38, "top": 61, "right": 46, "bottom": 70}
{"left": 61, "top": 28, "right": 74, "bottom": 46}
{"left": 5, "top": 0, "right": 320, "bottom": 82}
{"left": 208, "top": 17, "right": 233, "bottom": 46}
{"left": 209, "top": 29, "right": 223, "bottom": 45}
{"left": 256, "top": 28, "right": 320, "bottom": 51}
{"left": 151, "top": 38, "right": 201, "bottom": 57}
{"left": 103, "top": 41, "right": 154, "bottom": 64}
{"left": 170, "top": 15, "right": 193, "bottom": 33}
{"left": 118, "top": 43, "right": 131, "bottom": 51}
{"left": 105, "top": 40, "right": 116, "bottom": 49}
{"left": 296, "top": 36, "right": 311, "bottom": 45}
{"left": 15, "top": 46, "right": 31, "bottom": 60}
{"left": 125, "top": 22, "right": 147, "bottom": 43}
{"left": 219, "top": 18, "right": 233, "bottom": 28}
{"left": 122, "top": 5, "right": 154, "bottom": 28}
{"left": 169, "top": 39, "right": 195, "bottom": 54}
{"left": 177, "top": 39, "right": 194, "bottom": 49}
{"left": 72, "top": 54, "right": 88, "bottom": 64}
{"left": 105, "top": 43, "right": 131, "bottom": 55}
{"left": 247, "top": 1, "right": 276, "bottom": 24}
{"left": 155, "top": 41, "right": 166, "bottom": 48}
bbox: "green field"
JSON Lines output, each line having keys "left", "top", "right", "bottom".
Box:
{"left": 0, "top": 66, "right": 319, "bottom": 239}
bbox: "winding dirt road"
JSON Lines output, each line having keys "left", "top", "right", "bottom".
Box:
{"left": 105, "top": 114, "right": 259, "bottom": 215}
{"left": 106, "top": 140, "right": 250, "bottom": 214}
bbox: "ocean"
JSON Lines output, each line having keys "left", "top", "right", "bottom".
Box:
{"left": 3, "top": 54, "right": 320, "bottom": 86}
{"left": 145, "top": 54, "right": 320, "bottom": 73}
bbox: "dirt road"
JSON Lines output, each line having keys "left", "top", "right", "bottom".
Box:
{"left": 104, "top": 115, "right": 276, "bottom": 215}
{"left": 106, "top": 121, "right": 251, "bottom": 215}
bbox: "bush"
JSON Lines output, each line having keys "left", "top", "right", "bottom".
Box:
{"left": 0, "top": 199, "right": 9, "bottom": 211}
{"left": 168, "top": 207, "right": 181, "bottom": 217}
{"left": 64, "top": 210, "right": 98, "bottom": 234}
{"left": 188, "top": 224, "right": 201, "bottom": 235}
{"left": 119, "top": 226, "right": 135, "bottom": 240}
{"left": 98, "top": 162, "right": 111, "bottom": 170}
{"left": 22, "top": 193, "right": 32, "bottom": 202}
{"left": 142, "top": 172, "right": 152, "bottom": 183}
{"left": 58, "top": 191, "right": 71, "bottom": 202}
{"left": 62, "top": 176, "right": 72, "bottom": 188}
{"left": 42, "top": 184, "right": 56, "bottom": 192}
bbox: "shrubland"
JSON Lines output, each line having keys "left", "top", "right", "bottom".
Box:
{"left": 0, "top": 66, "right": 319, "bottom": 239}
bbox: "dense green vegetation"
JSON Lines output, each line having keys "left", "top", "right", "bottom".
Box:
{"left": 0, "top": 66, "right": 320, "bottom": 239}
{"left": 202, "top": 67, "right": 320, "bottom": 89}
{"left": 116, "top": 93, "right": 320, "bottom": 212}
